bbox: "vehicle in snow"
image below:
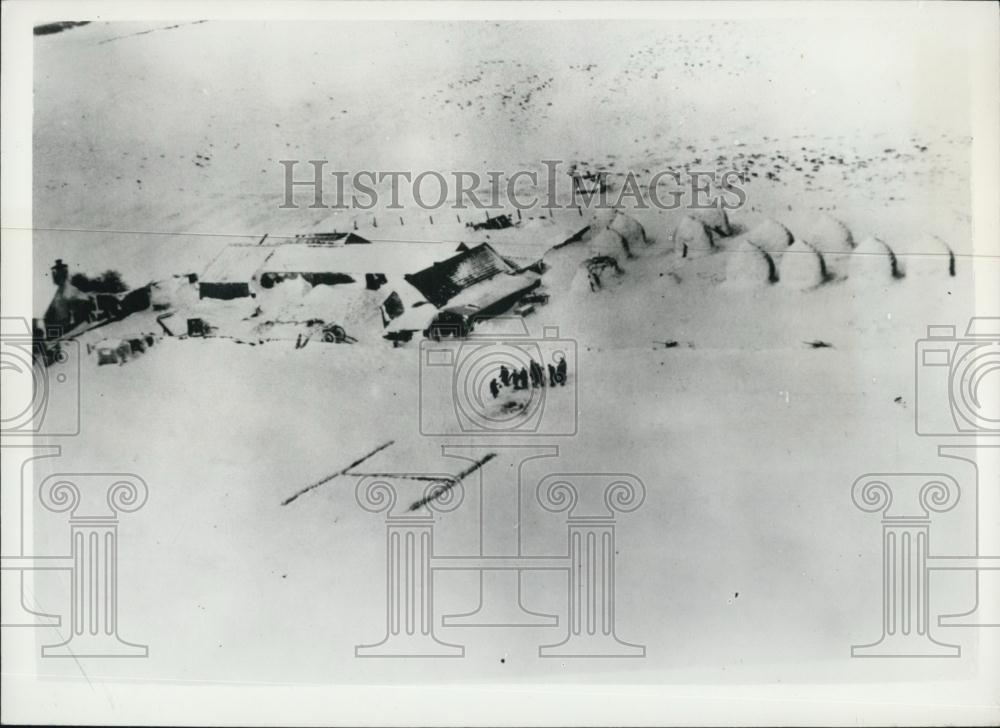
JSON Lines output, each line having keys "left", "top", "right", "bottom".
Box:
{"left": 520, "top": 291, "right": 550, "bottom": 306}
{"left": 426, "top": 305, "right": 480, "bottom": 339}
{"left": 321, "top": 324, "right": 348, "bottom": 343}
{"left": 513, "top": 303, "right": 535, "bottom": 317}
{"left": 95, "top": 339, "right": 133, "bottom": 366}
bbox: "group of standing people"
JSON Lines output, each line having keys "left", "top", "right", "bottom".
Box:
{"left": 489, "top": 357, "right": 568, "bottom": 399}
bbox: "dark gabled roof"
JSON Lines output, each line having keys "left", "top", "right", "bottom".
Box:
{"left": 291, "top": 231, "right": 372, "bottom": 245}
{"left": 404, "top": 242, "right": 515, "bottom": 308}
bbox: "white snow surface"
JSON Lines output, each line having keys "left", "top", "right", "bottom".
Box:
{"left": 24, "top": 17, "right": 994, "bottom": 687}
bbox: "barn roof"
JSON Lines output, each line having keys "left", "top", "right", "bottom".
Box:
{"left": 201, "top": 246, "right": 276, "bottom": 283}
{"left": 444, "top": 270, "right": 541, "bottom": 311}
{"left": 260, "top": 241, "right": 457, "bottom": 278}
{"left": 289, "top": 231, "right": 373, "bottom": 245}
{"left": 404, "top": 243, "right": 516, "bottom": 307}
{"left": 471, "top": 218, "right": 586, "bottom": 270}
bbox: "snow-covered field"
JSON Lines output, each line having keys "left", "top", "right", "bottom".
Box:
{"left": 19, "top": 15, "right": 998, "bottom": 688}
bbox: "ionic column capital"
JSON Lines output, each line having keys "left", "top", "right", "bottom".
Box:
{"left": 851, "top": 473, "right": 959, "bottom": 522}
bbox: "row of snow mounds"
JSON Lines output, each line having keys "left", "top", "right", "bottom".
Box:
{"left": 716, "top": 211, "right": 955, "bottom": 289}
{"left": 769, "top": 235, "right": 907, "bottom": 289}
{"left": 718, "top": 215, "right": 795, "bottom": 286}
{"left": 584, "top": 209, "right": 649, "bottom": 259}
{"left": 721, "top": 237, "right": 828, "bottom": 291}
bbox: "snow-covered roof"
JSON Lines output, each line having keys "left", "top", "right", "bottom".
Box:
{"left": 475, "top": 218, "right": 584, "bottom": 270}
{"left": 354, "top": 220, "right": 471, "bottom": 246}
{"left": 384, "top": 301, "right": 438, "bottom": 333}
{"left": 405, "top": 243, "right": 515, "bottom": 307}
{"left": 201, "top": 245, "right": 276, "bottom": 283}
{"left": 444, "top": 271, "right": 540, "bottom": 311}
{"left": 258, "top": 241, "right": 458, "bottom": 278}
{"left": 289, "top": 231, "right": 372, "bottom": 245}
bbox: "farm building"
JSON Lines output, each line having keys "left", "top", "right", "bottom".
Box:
{"left": 455, "top": 215, "right": 588, "bottom": 273}
{"left": 251, "top": 241, "right": 451, "bottom": 292}
{"left": 194, "top": 222, "right": 568, "bottom": 342}
{"left": 199, "top": 246, "right": 277, "bottom": 300}
{"left": 405, "top": 242, "right": 517, "bottom": 307}
{"left": 404, "top": 242, "right": 542, "bottom": 338}
{"left": 289, "top": 231, "right": 373, "bottom": 246}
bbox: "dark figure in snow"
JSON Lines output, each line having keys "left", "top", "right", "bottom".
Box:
{"left": 499, "top": 365, "right": 511, "bottom": 387}
{"left": 489, "top": 378, "right": 500, "bottom": 399}
{"left": 512, "top": 368, "right": 523, "bottom": 390}
{"left": 547, "top": 363, "right": 557, "bottom": 387}
{"left": 529, "top": 361, "right": 541, "bottom": 388}
{"left": 556, "top": 356, "right": 567, "bottom": 385}
{"left": 535, "top": 360, "right": 546, "bottom": 387}
{"left": 519, "top": 367, "right": 529, "bottom": 389}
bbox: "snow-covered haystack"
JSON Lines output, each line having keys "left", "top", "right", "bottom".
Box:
{"left": 745, "top": 217, "right": 794, "bottom": 254}
{"left": 691, "top": 207, "right": 732, "bottom": 237}
{"left": 570, "top": 264, "right": 595, "bottom": 294}
{"left": 585, "top": 208, "right": 617, "bottom": 232}
{"left": 779, "top": 240, "right": 828, "bottom": 290}
{"left": 589, "top": 228, "right": 630, "bottom": 260}
{"left": 675, "top": 216, "right": 716, "bottom": 258}
{"left": 723, "top": 240, "right": 778, "bottom": 288}
{"left": 893, "top": 235, "right": 958, "bottom": 279}
{"left": 804, "top": 213, "right": 854, "bottom": 254}
{"left": 608, "top": 211, "right": 648, "bottom": 250}
{"left": 932, "top": 235, "right": 956, "bottom": 277}
{"left": 849, "top": 236, "right": 905, "bottom": 282}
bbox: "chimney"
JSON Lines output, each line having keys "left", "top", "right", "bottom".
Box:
{"left": 51, "top": 259, "right": 69, "bottom": 287}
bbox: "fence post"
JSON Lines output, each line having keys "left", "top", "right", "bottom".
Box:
{"left": 851, "top": 473, "right": 960, "bottom": 657}
{"left": 38, "top": 473, "right": 149, "bottom": 657}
